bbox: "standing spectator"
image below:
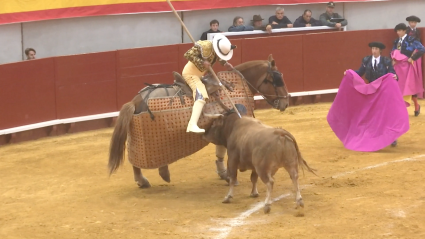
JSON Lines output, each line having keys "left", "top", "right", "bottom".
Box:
{"left": 319, "top": 2, "right": 347, "bottom": 29}
{"left": 268, "top": 7, "right": 293, "bottom": 28}
{"left": 406, "top": 15, "right": 421, "bottom": 41}
{"left": 251, "top": 15, "right": 272, "bottom": 34}
{"left": 294, "top": 10, "right": 322, "bottom": 28}
{"left": 228, "top": 16, "right": 254, "bottom": 32}
{"left": 391, "top": 23, "right": 425, "bottom": 117}
{"left": 25, "top": 48, "right": 36, "bottom": 60}
{"left": 200, "top": 20, "right": 222, "bottom": 41}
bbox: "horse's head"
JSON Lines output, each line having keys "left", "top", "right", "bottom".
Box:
{"left": 256, "top": 55, "right": 290, "bottom": 111}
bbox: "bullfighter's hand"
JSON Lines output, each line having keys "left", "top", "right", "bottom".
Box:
{"left": 408, "top": 58, "right": 414, "bottom": 63}
{"left": 392, "top": 59, "right": 397, "bottom": 65}
{"left": 393, "top": 74, "right": 398, "bottom": 80}
{"left": 335, "top": 23, "right": 342, "bottom": 28}
{"left": 287, "top": 24, "right": 293, "bottom": 28}
{"left": 344, "top": 70, "right": 347, "bottom": 75}
{"left": 225, "top": 62, "right": 234, "bottom": 71}
{"left": 203, "top": 61, "right": 211, "bottom": 68}
{"left": 306, "top": 24, "right": 312, "bottom": 27}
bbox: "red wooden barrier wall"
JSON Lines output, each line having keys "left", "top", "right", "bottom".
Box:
{"left": 1, "top": 28, "right": 424, "bottom": 133}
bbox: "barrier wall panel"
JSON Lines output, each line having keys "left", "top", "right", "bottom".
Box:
{"left": 55, "top": 52, "right": 117, "bottom": 119}
{"left": 226, "top": 28, "right": 340, "bottom": 40}
{"left": 366, "top": 29, "right": 396, "bottom": 58}
{"left": 303, "top": 31, "right": 368, "bottom": 91}
{"left": 117, "top": 45, "right": 180, "bottom": 106}
{"left": 0, "top": 58, "right": 56, "bottom": 129}
{"left": 241, "top": 35, "right": 304, "bottom": 92}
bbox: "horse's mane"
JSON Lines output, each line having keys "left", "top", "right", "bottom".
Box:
{"left": 235, "top": 60, "right": 268, "bottom": 72}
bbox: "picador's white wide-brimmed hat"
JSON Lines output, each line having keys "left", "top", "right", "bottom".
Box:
{"left": 212, "top": 34, "right": 236, "bottom": 61}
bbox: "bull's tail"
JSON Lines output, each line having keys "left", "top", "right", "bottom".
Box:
{"left": 276, "top": 129, "right": 317, "bottom": 176}
{"left": 108, "top": 101, "right": 136, "bottom": 176}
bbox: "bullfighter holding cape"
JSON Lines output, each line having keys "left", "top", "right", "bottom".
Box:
{"left": 327, "top": 42, "right": 410, "bottom": 151}
{"left": 391, "top": 22, "right": 425, "bottom": 116}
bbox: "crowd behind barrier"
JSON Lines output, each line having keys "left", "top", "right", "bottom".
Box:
{"left": 1, "top": 27, "right": 424, "bottom": 144}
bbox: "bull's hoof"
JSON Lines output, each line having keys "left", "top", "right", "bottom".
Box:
{"left": 158, "top": 166, "right": 171, "bottom": 183}
{"left": 222, "top": 196, "right": 232, "bottom": 203}
{"left": 250, "top": 193, "right": 259, "bottom": 198}
{"left": 263, "top": 204, "right": 271, "bottom": 214}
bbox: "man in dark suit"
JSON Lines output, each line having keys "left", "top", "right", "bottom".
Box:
{"left": 346, "top": 41, "right": 398, "bottom": 146}
{"left": 268, "top": 6, "right": 293, "bottom": 28}
{"left": 406, "top": 15, "right": 421, "bottom": 41}
{"left": 349, "top": 42, "right": 397, "bottom": 83}
{"left": 294, "top": 10, "right": 322, "bottom": 27}
{"left": 319, "top": 2, "right": 347, "bottom": 29}
{"left": 200, "top": 20, "right": 221, "bottom": 40}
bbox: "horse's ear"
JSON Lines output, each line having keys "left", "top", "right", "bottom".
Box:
{"left": 268, "top": 54, "right": 274, "bottom": 62}
{"left": 271, "top": 59, "right": 276, "bottom": 67}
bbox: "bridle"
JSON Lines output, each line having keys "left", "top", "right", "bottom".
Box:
{"left": 242, "top": 62, "right": 290, "bottom": 109}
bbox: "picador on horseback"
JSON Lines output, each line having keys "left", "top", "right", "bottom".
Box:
{"left": 182, "top": 34, "right": 236, "bottom": 133}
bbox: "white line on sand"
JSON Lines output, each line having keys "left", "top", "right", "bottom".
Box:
{"left": 209, "top": 154, "right": 425, "bottom": 239}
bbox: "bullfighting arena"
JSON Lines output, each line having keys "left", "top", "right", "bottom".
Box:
{"left": 1, "top": 102, "right": 424, "bottom": 239}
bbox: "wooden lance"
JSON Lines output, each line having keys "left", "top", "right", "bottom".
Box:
{"left": 166, "top": 0, "right": 242, "bottom": 118}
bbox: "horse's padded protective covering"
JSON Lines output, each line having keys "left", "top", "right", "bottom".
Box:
{"left": 128, "top": 71, "right": 254, "bottom": 169}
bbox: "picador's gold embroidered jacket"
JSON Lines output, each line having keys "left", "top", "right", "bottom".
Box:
{"left": 184, "top": 40, "right": 227, "bottom": 72}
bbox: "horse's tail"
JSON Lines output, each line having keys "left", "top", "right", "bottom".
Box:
{"left": 276, "top": 128, "right": 317, "bottom": 176}
{"left": 108, "top": 101, "right": 135, "bottom": 176}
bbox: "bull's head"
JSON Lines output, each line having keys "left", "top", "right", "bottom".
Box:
{"left": 202, "top": 115, "right": 226, "bottom": 146}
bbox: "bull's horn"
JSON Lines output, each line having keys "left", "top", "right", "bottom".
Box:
{"left": 203, "top": 113, "right": 223, "bottom": 118}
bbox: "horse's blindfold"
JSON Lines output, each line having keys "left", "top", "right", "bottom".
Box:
{"left": 271, "top": 71, "right": 284, "bottom": 87}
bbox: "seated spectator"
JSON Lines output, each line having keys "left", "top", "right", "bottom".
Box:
{"left": 200, "top": 19, "right": 222, "bottom": 40}
{"left": 268, "top": 7, "right": 293, "bottom": 28}
{"left": 25, "top": 48, "right": 36, "bottom": 60}
{"left": 294, "top": 10, "right": 322, "bottom": 28}
{"left": 251, "top": 15, "right": 272, "bottom": 34}
{"left": 319, "top": 2, "right": 347, "bottom": 29}
{"left": 228, "top": 16, "right": 254, "bottom": 32}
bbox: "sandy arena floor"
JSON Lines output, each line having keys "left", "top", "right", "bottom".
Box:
{"left": 1, "top": 102, "right": 424, "bottom": 239}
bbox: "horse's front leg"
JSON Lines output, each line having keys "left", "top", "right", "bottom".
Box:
{"left": 215, "top": 145, "right": 227, "bottom": 180}
{"left": 133, "top": 166, "right": 151, "bottom": 188}
{"left": 158, "top": 165, "right": 170, "bottom": 183}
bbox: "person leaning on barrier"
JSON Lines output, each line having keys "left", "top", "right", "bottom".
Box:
{"left": 251, "top": 15, "right": 272, "bottom": 34}
{"left": 182, "top": 34, "right": 235, "bottom": 133}
{"left": 268, "top": 6, "right": 293, "bottom": 28}
{"left": 200, "top": 19, "right": 222, "bottom": 41}
{"left": 228, "top": 16, "right": 254, "bottom": 32}
{"left": 319, "top": 1, "right": 347, "bottom": 29}
{"left": 24, "top": 48, "right": 36, "bottom": 60}
{"left": 294, "top": 10, "right": 322, "bottom": 28}
{"left": 406, "top": 15, "right": 421, "bottom": 41}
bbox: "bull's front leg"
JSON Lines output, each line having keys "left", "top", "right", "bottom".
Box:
{"left": 215, "top": 145, "right": 227, "bottom": 180}
{"left": 222, "top": 155, "right": 238, "bottom": 204}
{"left": 250, "top": 170, "right": 259, "bottom": 198}
{"left": 258, "top": 172, "right": 274, "bottom": 214}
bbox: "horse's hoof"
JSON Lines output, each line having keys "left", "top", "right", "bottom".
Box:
{"left": 222, "top": 196, "right": 232, "bottom": 203}
{"left": 159, "top": 166, "right": 171, "bottom": 183}
{"left": 250, "top": 193, "right": 259, "bottom": 198}
{"left": 137, "top": 178, "right": 151, "bottom": 188}
{"left": 217, "top": 170, "right": 227, "bottom": 180}
{"left": 263, "top": 204, "right": 271, "bottom": 214}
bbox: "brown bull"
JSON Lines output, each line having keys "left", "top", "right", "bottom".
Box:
{"left": 202, "top": 111, "right": 316, "bottom": 214}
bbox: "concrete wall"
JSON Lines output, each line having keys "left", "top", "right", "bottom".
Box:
{"left": 21, "top": 12, "right": 182, "bottom": 60}
{"left": 0, "top": 23, "right": 22, "bottom": 64}
{"left": 0, "top": 0, "right": 423, "bottom": 65}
